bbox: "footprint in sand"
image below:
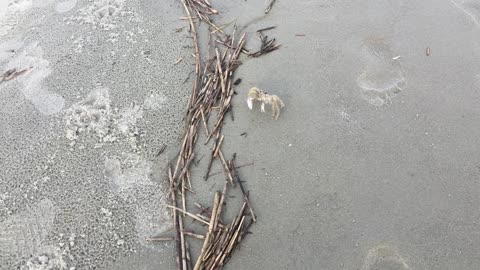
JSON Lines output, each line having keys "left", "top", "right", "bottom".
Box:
{"left": 357, "top": 38, "right": 406, "bottom": 106}
{"left": 451, "top": 0, "right": 480, "bottom": 26}
{"left": 4, "top": 42, "right": 65, "bottom": 115}
{"left": 0, "top": 199, "right": 57, "bottom": 264}
{"left": 104, "top": 153, "right": 170, "bottom": 246}
{"left": 55, "top": 0, "right": 78, "bottom": 13}
{"left": 64, "top": 0, "right": 127, "bottom": 30}
{"left": 361, "top": 245, "right": 411, "bottom": 270}
{"left": 20, "top": 245, "right": 68, "bottom": 270}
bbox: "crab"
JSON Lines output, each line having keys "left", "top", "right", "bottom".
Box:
{"left": 247, "top": 87, "right": 285, "bottom": 120}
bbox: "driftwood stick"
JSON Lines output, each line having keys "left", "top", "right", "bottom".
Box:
{"left": 218, "top": 150, "right": 234, "bottom": 184}
{"left": 185, "top": 240, "right": 193, "bottom": 270}
{"left": 183, "top": 231, "right": 206, "bottom": 240}
{"left": 173, "top": 135, "right": 189, "bottom": 180}
{"left": 204, "top": 132, "right": 221, "bottom": 180}
{"left": 193, "top": 191, "right": 221, "bottom": 270}
{"left": 213, "top": 135, "right": 224, "bottom": 158}
{"left": 214, "top": 181, "right": 228, "bottom": 231}
{"left": 167, "top": 205, "right": 210, "bottom": 226}
{"left": 145, "top": 237, "right": 174, "bottom": 241}
{"left": 169, "top": 167, "right": 183, "bottom": 270}
{"left": 200, "top": 106, "right": 209, "bottom": 137}
{"left": 230, "top": 158, "right": 257, "bottom": 222}
{"left": 180, "top": 0, "right": 200, "bottom": 104}
{"left": 177, "top": 153, "right": 196, "bottom": 184}
{"left": 179, "top": 214, "right": 188, "bottom": 270}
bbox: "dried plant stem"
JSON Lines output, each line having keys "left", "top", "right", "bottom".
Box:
{"left": 218, "top": 150, "right": 234, "bottom": 184}
{"left": 167, "top": 205, "right": 211, "bottom": 226}
{"left": 168, "top": 167, "right": 183, "bottom": 270}
{"left": 194, "top": 192, "right": 221, "bottom": 270}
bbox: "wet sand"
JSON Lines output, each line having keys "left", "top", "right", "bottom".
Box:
{"left": 1, "top": 0, "right": 480, "bottom": 269}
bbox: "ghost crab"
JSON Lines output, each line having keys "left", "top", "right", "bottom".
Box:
{"left": 247, "top": 87, "right": 285, "bottom": 120}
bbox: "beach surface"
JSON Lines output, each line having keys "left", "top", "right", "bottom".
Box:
{"left": 1, "top": 0, "right": 480, "bottom": 269}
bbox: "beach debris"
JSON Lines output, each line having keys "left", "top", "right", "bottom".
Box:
{"left": 265, "top": 0, "right": 277, "bottom": 14}
{"left": 0, "top": 69, "right": 16, "bottom": 83}
{"left": 208, "top": 161, "right": 254, "bottom": 177}
{"left": 0, "top": 67, "right": 32, "bottom": 83}
{"left": 295, "top": 33, "right": 306, "bottom": 37}
{"left": 257, "top": 26, "right": 276, "bottom": 32}
{"left": 171, "top": 0, "right": 253, "bottom": 268}
{"left": 155, "top": 145, "right": 167, "bottom": 156}
{"left": 192, "top": 156, "right": 255, "bottom": 270}
{"left": 248, "top": 29, "right": 281, "bottom": 57}
{"left": 183, "top": 70, "right": 194, "bottom": 84}
{"left": 426, "top": 47, "right": 431, "bottom": 56}
{"left": 161, "top": 0, "right": 283, "bottom": 268}
{"left": 247, "top": 87, "right": 285, "bottom": 119}
{"left": 175, "top": 57, "right": 184, "bottom": 65}
{"left": 146, "top": 237, "right": 174, "bottom": 241}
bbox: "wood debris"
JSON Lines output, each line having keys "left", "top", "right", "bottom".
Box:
{"left": 248, "top": 30, "right": 280, "bottom": 57}
{"left": 0, "top": 67, "right": 32, "bottom": 84}
{"left": 161, "top": 1, "right": 280, "bottom": 269}
{"left": 265, "top": 0, "right": 277, "bottom": 14}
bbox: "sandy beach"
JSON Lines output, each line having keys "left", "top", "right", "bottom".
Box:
{"left": 1, "top": 0, "right": 480, "bottom": 269}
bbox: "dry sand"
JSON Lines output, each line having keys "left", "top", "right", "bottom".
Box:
{"left": 1, "top": 0, "right": 480, "bottom": 269}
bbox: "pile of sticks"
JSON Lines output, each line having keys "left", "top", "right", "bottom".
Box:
{"left": 168, "top": 29, "right": 249, "bottom": 268}
{"left": 171, "top": 0, "right": 246, "bottom": 221}
{"left": 163, "top": 0, "right": 279, "bottom": 269}
{"left": 193, "top": 156, "right": 256, "bottom": 270}
{"left": 168, "top": 154, "right": 255, "bottom": 270}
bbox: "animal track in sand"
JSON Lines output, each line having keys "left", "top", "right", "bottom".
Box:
{"left": 4, "top": 42, "right": 65, "bottom": 115}
{"left": 64, "top": 0, "right": 132, "bottom": 30}
{"left": 0, "top": 199, "right": 57, "bottom": 263}
{"left": 361, "top": 245, "right": 411, "bottom": 270}
{"left": 357, "top": 38, "right": 406, "bottom": 106}
{"left": 64, "top": 87, "right": 143, "bottom": 148}
{"left": 103, "top": 153, "right": 170, "bottom": 247}
{"left": 19, "top": 245, "right": 68, "bottom": 270}
{"left": 55, "top": 0, "right": 78, "bottom": 13}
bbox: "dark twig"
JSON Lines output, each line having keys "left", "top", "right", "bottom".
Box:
{"left": 265, "top": 0, "right": 277, "bottom": 14}
{"left": 257, "top": 26, "right": 276, "bottom": 32}
{"left": 156, "top": 145, "right": 167, "bottom": 156}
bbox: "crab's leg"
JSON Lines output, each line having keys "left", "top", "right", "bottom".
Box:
{"left": 276, "top": 102, "right": 282, "bottom": 119}
{"left": 247, "top": 98, "right": 253, "bottom": 110}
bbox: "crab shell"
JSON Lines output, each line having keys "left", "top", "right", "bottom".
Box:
{"left": 247, "top": 87, "right": 263, "bottom": 110}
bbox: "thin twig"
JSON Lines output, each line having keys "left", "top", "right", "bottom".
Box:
{"left": 146, "top": 237, "right": 174, "bottom": 241}
{"left": 265, "top": 0, "right": 277, "bottom": 14}
{"left": 175, "top": 57, "right": 184, "bottom": 65}
{"left": 208, "top": 162, "right": 254, "bottom": 177}
{"left": 167, "top": 205, "right": 210, "bottom": 226}
{"left": 168, "top": 167, "right": 182, "bottom": 270}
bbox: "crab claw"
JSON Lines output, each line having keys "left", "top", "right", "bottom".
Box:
{"left": 247, "top": 98, "right": 253, "bottom": 110}
{"left": 261, "top": 102, "right": 265, "bottom": 112}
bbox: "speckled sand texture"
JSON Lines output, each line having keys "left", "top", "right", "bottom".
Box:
{"left": 1, "top": 0, "right": 480, "bottom": 269}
